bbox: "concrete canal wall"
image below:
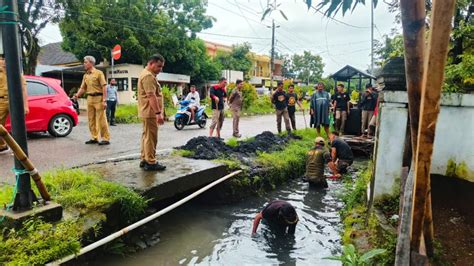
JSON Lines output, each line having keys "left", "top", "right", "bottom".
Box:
{"left": 373, "top": 91, "right": 474, "bottom": 199}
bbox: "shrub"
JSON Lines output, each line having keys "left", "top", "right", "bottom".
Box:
{"left": 115, "top": 104, "right": 140, "bottom": 124}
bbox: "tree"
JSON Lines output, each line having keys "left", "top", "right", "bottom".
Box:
{"left": 56, "top": 0, "right": 216, "bottom": 83}
{"left": 17, "top": 0, "right": 60, "bottom": 74}
{"left": 290, "top": 51, "right": 324, "bottom": 83}
{"left": 214, "top": 43, "right": 253, "bottom": 73}
{"left": 374, "top": 34, "right": 404, "bottom": 67}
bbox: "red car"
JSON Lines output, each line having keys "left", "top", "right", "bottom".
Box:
{"left": 5, "top": 75, "right": 79, "bottom": 137}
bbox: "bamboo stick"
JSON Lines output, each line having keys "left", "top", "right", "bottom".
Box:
{"left": 0, "top": 125, "right": 51, "bottom": 201}
{"left": 410, "top": 0, "right": 457, "bottom": 255}
{"left": 395, "top": 1, "right": 426, "bottom": 263}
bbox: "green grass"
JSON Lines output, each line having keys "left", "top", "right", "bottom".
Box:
{"left": 226, "top": 137, "right": 239, "bottom": 148}
{"left": 115, "top": 104, "right": 140, "bottom": 124}
{"left": 172, "top": 149, "right": 195, "bottom": 157}
{"left": 213, "top": 157, "right": 242, "bottom": 171}
{"left": 0, "top": 169, "right": 148, "bottom": 265}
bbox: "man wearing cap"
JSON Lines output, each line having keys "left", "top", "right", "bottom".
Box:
{"left": 252, "top": 200, "right": 299, "bottom": 235}
{"left": 328, "top": 131, "right": 354, "bottom": 178}
{"left": 310, "top": 82, "right": 331, "bottom": 137}
{"left": 73, "top": 55, "right": 110, "bottom": 145}
{"left": 303, "top": 137, "right": 330, "bottom": 188}
{"left": 360, "top": 84, "right": 378, "bottom": 136}
{"left": 0, "top": 56, "right": 29, "bottom": 153}
{"left": 137, "top": 54, "right": 166, "bottom": 171}
{"left": 271, "top": 81, "right": 291, "bottom": 134}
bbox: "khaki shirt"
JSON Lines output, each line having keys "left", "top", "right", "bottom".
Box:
{"left": 137, "top": 68, "right": 163, "bottom": 118}
{"left": 0, "top": 67, "right": 27, "bottom": 99}
{"left": 228, "top": 89, "right": 243, "bottom": 110}
{"left": 80, "top": 68, "right": 106, "bottom": 94}
{"left": 305, "top": 147, "right": 327, "bottom": 182}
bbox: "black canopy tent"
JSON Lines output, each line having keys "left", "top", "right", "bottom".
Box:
{"left": 329, "top": 65, "right": 376, "bottom": 94}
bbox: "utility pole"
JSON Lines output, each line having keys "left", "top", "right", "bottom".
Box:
{"left": 370, "top": 0, "right": 374, "bottom": 75}
{"left": 1, "top": 0, "right": 36, "bottom": 210}
{"left": 270, "top": 19, "right": 275, "bottom": 91}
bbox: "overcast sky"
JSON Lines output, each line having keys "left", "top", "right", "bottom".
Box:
{"left": 38, "top": 0, "right": 400, "bottom": 76}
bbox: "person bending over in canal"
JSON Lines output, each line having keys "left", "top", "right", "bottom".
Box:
{"left": 303, "top": 137, "right": 330, "bottom": 188}
{"left": 252, "top": 200, "right": 299, "bottom": 235}
{"left": 328, "top": 131, "right": 354, "bottom": 179}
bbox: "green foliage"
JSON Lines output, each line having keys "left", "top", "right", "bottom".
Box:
{"left": 213, "top": 158, "right": 242, "bottom": 171}
{"left": 0, "top": 219, "right": 82, "bottom": 265}
{"left": 443, "top": 54, "right": 474, "bottom": 92}
{"left": 115, "top": 104, "right": 140, "bottom": 124}
{"left": 226, "top": 138, "right": 239, "bottom": 148}
{"left": 324, "top": 244, "right": 386, "bottom": 266}
{"left": 374, "top": 34, "right": 404, "bottom": 67}
{"left": 57, "top": 1, "right": 217, "bottom": 84}
{"left": 214, "top": 43, "right": 253, "bottom": 74}
{"left": 285, "top": 51, "right": 325, "bottom": 83}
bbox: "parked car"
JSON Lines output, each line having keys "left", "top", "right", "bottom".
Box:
{"left": 5, "top": 75, "right": 79, "bottom": 137}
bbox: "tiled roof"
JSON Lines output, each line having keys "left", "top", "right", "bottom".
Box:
{"left": 38, "top": 42, "right": 79, "bottom": 66}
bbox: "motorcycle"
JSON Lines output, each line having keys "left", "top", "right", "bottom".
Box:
{"left": 174, "top": 100, "right": 208, "bottom": 130}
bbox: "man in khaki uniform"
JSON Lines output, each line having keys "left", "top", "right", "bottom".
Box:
{"left": 137, "top": 54, "right": 166, "bottom": 171}
{"left": 228, "top": 79, "right": 243, "bottom": 138}
{"left": 303, "top": 137, "right": 329, "bottom": 188}
{"left": 0, "top": 56, "right": 29, "bottom": 153}
{"left": 73, "top": 56, "right": 110, "bottom": 145}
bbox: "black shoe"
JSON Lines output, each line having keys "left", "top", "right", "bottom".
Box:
{"left": 85, "top": 139, "right": 99, "bottom": 144}
{"left": 144, "top": 162, "right": 166, "bottom": 171}
{"left": 98, "top": 141, "right": 110, "bottom": 145}
{"left": 0, "top": 146, "right": 8, "bottom": 152}
{"left": 139, "top": 160, "right": 146, "bottom": 168}
{"left": 110, "top": 123, "right": 117, "bottom": 126}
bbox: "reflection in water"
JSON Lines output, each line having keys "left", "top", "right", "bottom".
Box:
{"left": 96, "top": 178, "right": 347, "bottom": 265}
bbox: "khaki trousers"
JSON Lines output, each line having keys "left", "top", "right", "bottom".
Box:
{"left": 335, "top": 109, "right": 348, "bottom": 134}
{"left": 276, "top": 108, "right": 291, "bottom": 133}
{"left": 87, "top": 96, "right": 110, "bottom": 141}
{"left": 141, "top": 117, "right": 158, "bottom": 164}
{"left": 361, "top": 110, "right": 374, "bottom": 134}
{"left": 0, "top": 100, "right": 8, "bottom": 149}
{"left": 210, "top": 109, "right": 225, "bottom": 131}
{"left": 231, "top": 108, "right": 240, "bottom": 135}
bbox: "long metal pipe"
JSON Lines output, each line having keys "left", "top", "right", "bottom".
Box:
{"left": 47, "top": 170, "right": 242, "bottom": 265}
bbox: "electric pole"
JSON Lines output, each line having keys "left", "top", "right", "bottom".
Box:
{"left": 370, "top": 0, "right": 374, "bottom": 75}
{"left": 1, "top": 0, "right": 36, "bottom": 210}
{"left": 270, "top": 19, "right": 275, "bottom": 91}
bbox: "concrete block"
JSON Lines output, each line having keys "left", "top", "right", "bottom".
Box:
{"left": 0, "top": 202, "right": 63, "bottom": 228}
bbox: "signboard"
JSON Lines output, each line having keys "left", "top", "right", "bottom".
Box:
{"left": 112, "top": 45, "right": 121, "bottom": 60}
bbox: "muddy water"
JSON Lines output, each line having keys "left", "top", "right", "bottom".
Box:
{"left": 96, "top": 177, "right": 349, "bottom": 266}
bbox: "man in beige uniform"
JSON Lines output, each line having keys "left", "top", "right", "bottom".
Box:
{"left": 228, "top": 79, "right": 243, "bottom": 138}
{"left": 138, "top": 54, "right": 166, "bottom": 171}
{"left": 73, "top": 56, "right": 110, "bottom": 145}
{"left": 0, "top": 56, "right": 29, "bottom": 153}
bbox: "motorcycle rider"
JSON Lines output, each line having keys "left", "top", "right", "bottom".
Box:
{"left": 185, "top": 85, "right": 200, "bottom": 122}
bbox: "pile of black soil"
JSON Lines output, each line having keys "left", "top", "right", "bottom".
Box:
{"left": 233, "top": 131, "right": 288, "bottom": 154}
{"left": 178, "top": 136, "right": 232, "bottom": 160}
{"left": 177, "top": 131, "right": 300, "bottom": 160}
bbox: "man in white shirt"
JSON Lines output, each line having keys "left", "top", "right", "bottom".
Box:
{"left": 185, "top": 85, "right": 200, "bottom": 122}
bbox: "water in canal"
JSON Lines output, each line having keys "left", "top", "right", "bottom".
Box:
{"left": 97, "top": 176, "right": 349, "bottom": 266}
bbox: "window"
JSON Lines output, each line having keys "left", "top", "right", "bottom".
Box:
{"left": 131, "top": 78, "right": 138, "bottom": 91}
{"left": 108, "top": 78, "right": 128, "bottom": 91}
{"left": 27, "top": 82, "right": 50, "bottom": 96}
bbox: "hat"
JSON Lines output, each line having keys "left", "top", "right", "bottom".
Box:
{"left": 315, "top": 137, "right": 325, "bottom": 145}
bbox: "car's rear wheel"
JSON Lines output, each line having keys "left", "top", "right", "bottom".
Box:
{"left": 48, "top": 114, "right": 73, "bottom": 137}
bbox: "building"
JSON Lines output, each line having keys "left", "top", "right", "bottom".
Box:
{"left": 247, "top": 53, "right": 283, "bottom": 87}
{"left": 205, "top": 41, "right": 232, "bottom": 58}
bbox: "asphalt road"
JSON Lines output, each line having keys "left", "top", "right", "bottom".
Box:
{"left": 0, "top": 112, "right": 308, "bottom": 185}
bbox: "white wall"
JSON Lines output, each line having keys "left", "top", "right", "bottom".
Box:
{"left": 221, "top": 70, "right": 243, "bottom": 83}
{"left": 373, "top": 91, "right": 474, "bottom": 199}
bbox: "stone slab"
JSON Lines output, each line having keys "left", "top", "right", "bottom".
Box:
{"left": 381, "top": 91, "right": 474, "bottom": 107}
{"left": 0, "top": 201, "right": 63, "bottom": 228}
{"left": 84, "top": 152, "right": 228, "bottom": 203}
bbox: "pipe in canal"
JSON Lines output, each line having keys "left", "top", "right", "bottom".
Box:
{"left": 47, "top": 170, "right": 243, "bottom": 265}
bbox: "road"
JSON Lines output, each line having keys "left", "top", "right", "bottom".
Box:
{"left": 0, "top": 113, "right": 309, "bottom": 185}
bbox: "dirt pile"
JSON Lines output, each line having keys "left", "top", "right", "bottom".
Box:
{"left": 177, "top": 131, "right": 298, "bottom": 160}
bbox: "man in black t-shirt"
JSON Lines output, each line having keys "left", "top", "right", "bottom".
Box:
{"left": 272, "top": 81, "right": 291, "bottom": 133}
{"left": 286, "top": 84, "right": 303, "bottom": 131}
{"left": 360, "top": 84, "right": 378, "bottom": 136}
{"left": 209, "top": 77, "right": 227, "bottom": 138}
{"left": 252, "top": 200, "right": 299, "bottom": 235}
{"left": 328, "top": 131, "right": 354, "bottom": 178}
{"left": 331, "top": 84, "right": 350, "bottom": 135}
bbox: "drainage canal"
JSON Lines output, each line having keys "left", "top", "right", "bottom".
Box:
{"left": 93, "top": 170, "right": 364, "bottom": 265}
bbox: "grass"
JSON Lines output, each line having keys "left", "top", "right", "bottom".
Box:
{"left": 0, "top": 169, "right": 148, "bottom": 265}
{"left": 226, "top": 137, "right": 239, "bottom": 148}
{"left": 172, "top": 149, "right": 195, "bottom": 157}
{"left": 115, "top": 104, "right": 140, "bottom": 124}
